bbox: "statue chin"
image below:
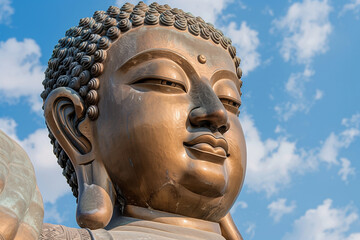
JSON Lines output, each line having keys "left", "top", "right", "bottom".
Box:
{"left": 146, "top": 182, "right": 228, "bottom": 220}
{"left": 180, "top": 180, "right": 227, "bottom": 199}
{"left": 179, "top": 164, "right": 228, "bottom": 198}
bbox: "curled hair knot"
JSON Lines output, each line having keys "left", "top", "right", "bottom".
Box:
{"left": 118, "top": 18, "right": 132, "bottom": 32}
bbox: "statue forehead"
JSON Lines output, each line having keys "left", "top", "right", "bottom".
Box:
{"left": 106, "top": 26, "right": 236, "bottom": 77}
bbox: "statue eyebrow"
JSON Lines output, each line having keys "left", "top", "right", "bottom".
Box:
{"left": 211, "top": 70, "right": 241, "bottom": 94}
{"left": 118, "top": 48, "right": 199, "bottom": 78}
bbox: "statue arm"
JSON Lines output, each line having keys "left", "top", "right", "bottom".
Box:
{"left": 0, "top": 130, "right": 44, "bottom": 240}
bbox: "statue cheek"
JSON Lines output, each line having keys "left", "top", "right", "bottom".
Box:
{"left": 224, "top": 118, "right": 246, "bottom": 188}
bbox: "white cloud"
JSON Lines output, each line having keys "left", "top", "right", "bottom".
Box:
{"left": 241, "top": 113, "right": 312, "bottom": 196}
{"left": 319, "top": 114, "right": 360, "bottom": 165}
{"left": 272, "top": 0, "right": 332, "bottom": 120}
{"left": 340, "top": 0, "right": 360, "bottom": 16}
{"left": 342, "top": 113, "right": 360, "bottom": 129}
{"left": 245, "top": 222, "right": 256, "bottom": 239}
{"left": 224, "top": 21, "right": 261, "bottom": 74}
{"left": 237, "top": 1, "right": 247, "bottom": 10}
{"left": 21, "top": 129, "right": 70, "bottom": 203}
{"left": 283, "top": 199, "right": 360, "bottom": 240}
{"left": 263, "top": 57, "right": 273, "bottom": 66}
{"left": 273, "top": 0, "right": 332, "bottom": 65}
{"left": 0, "top": 118, "right": 70, "bottom": 204}
{"left": 274, "top": 125, "right": 285, "bottom": 134}
{"left": 44, "top": 202, "right": 74, "bottom": 225}
{"left": 348, "top": 233, "right": 360, "bottom": 240}
{"left": 318, "top": 132, "right": 341, "bottom": 164}
{"left": 0, "top": 0, "right": 13, "bottom": 24}
{"left": 44, "top": 205, "right": 65, "bottom": 224}
{"left": 268, "top": 198, "right": 296, "bottom": 222}
{"left": 285, "top": 68, "right": 313, "bottom": 98}
{"left": 338, "top": 158, "right": 355, "bottom": 183}
{"left": 314, "top": 89, "right": 324, "bottom": 100}
{"left": 241, "top": 113, "right": 360, "bottom": 195}
{"left": 0, "top": 117, "right": 17, "bottom": 140}
{"left": 0, "top": 38, "right": 45, "bottom": 112}
{"left": 263, "top": 6, "right": 274, "bottom": 16}
{"left": 230, "top": 200, "right": 248, "bottom": 214}
{"left": 116, "top": 0, "right": 233, "bottom": 23}
{"left": 275, "top": 68, "right": 323, "bottom": 121}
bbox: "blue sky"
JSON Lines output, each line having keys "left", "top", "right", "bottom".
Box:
{"left": 0, "top": 0, "right": 359, "bottom": 239}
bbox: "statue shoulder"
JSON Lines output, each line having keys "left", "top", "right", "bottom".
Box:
{"left": 0, "top": 130, "right": 44, "bottom": 240}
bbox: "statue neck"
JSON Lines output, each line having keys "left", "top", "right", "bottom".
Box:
{"left": 122, "top": 205, "right": 222, "bottom": 235}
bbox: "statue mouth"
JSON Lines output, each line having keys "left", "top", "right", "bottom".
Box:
{"left": 184, "top": 134, "right": 229, "bottom": 163}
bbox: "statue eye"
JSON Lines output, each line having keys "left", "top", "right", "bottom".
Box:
{"left": 131, "top": 78, "right": 187, "bottom": 93}
{"left": 220, "top": 97, "right": 241, "bottom": 116}
{"left": 159, "top": 79, "right": 186, "bottom": 91}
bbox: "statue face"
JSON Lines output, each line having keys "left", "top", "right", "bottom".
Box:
{"left": 93, "top": 26, "right": 246, "bottom": 222}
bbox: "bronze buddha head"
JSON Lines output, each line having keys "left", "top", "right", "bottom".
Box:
{"left": 41, "top": 2, "right": 246, "bottom": 237}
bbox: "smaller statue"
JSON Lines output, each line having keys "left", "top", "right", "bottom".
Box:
{"left": 0, "top": 2, "right": 247, "bottom": 239}
{"left": 0, "top": 130, "right": 43, "bottom": 240}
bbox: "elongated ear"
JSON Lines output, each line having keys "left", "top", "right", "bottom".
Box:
{"left": 44, "top": 87, "right": 94, "bottom": 165}
{"left": 219, "top": 213, "right": 243, "bottom": 240}
{"left": 44, "top": 87, "right": 115, "bottom": 229}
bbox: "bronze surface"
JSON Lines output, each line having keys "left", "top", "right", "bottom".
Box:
{"left": 123, "top": 205, "right": 222, "bottom": 234}
{"left": 0, "top": 131, "right": 44, "bottom": 240}
{"left": 0, "top": 2, "right": 247, "bottom": 240}
{"left": 42, "top": 2, "right": 247, "bottom": 239}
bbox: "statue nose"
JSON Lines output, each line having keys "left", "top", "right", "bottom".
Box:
{"left": 189, "top": 103, "right": 230, "bottom": 134}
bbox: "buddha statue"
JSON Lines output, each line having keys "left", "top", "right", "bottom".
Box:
{"left": 0, "top": 2, "right": 246, "bottom": 239}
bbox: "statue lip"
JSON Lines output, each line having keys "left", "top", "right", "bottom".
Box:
{"left": 184, "top": 134, "right": 229, "bottom": 163}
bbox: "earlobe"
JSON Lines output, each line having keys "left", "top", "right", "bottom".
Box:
{"left": 76, "top": 164, "right": 114, "bottom": 229}
{"left": 44, "top": 87, "right": 116, "bottom": 229}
